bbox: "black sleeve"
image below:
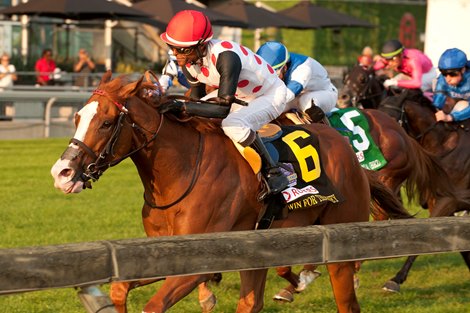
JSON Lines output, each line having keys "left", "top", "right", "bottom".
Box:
{"left": 182, "top": 65, "right": 206, "bottom": 99}
{"left": 216, "top": 51, "right": 242, "bottom": 98}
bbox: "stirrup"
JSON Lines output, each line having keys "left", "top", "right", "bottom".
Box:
{"left": 266, "top": 169, "right": 289, "bottom": 194}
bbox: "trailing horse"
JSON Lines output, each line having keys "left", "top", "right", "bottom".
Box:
{"left": 338, "top": 64, "right": 470, "bottom": 292}
{"left": 51, "top": 71, "right": 412, "bottom": 312}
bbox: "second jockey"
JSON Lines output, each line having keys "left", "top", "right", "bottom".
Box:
{"left": 160, "top": 10, "right": 289, "bottom": 194}
{"left": 256, "top": 41, "right": 338, "bottom": 123}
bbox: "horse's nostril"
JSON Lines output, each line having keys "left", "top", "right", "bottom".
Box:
{"left": 59, "top": 168, "right": 73, "bottom": 178}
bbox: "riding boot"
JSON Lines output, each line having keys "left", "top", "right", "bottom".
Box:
{"left": 250, "top": 134, "right": 289, "bottom": 194}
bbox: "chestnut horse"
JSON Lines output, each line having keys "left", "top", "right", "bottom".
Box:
{"left": 337, "top": 64, "right": 470, "bottom": 292}
{"left": 51, "top": 71, "right": 412, "bottom": 313}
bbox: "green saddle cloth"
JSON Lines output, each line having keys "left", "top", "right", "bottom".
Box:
{"left": 328, "top": 107, "right": 387, "bottom": 170}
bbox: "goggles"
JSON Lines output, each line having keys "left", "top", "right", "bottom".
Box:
{"left": 168, "top": 45, "right": 196, "bottom": 56}
{"left": 440, "top": 69, "right": 461, "bottom": 77}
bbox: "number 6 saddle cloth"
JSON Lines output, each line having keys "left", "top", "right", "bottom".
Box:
{"left": 244, "top": 124, "right": 344, "bottom": 212}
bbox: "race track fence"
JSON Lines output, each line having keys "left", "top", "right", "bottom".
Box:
{"left": 1, "top": 217, "right": 469, "bottom": 312}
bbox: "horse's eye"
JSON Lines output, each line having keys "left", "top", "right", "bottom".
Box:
{"left": 101, "top": 120, "right": 113, "bottom": 129}
{"left": 359, "top": 76, "right": 366, "bottom": 83}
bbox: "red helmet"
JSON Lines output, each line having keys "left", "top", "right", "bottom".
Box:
{"left": 160, "top": 10, "right": 213, "bottom": 47}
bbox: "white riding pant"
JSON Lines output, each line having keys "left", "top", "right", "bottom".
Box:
{"left": 203, "top": 78, "right": 287, "bottom": 144}
{"left": 285, "top": 83, "right": 338, "bottom": 114}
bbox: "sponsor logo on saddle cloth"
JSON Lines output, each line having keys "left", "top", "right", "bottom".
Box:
{"left": 328, "top": 107, "right": 388, "bottom": 171}
{"left": 259, "top": 125, "right": 344, "bottom": 212}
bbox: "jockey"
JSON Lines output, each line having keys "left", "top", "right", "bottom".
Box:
{"left": 160, "top": 10, "right": 289, "bottom": 194}
{"left": 159, "top": 50, "right": 191, "bottom": 94}
{"left": 357, "top": 46, "right": 374, "bottom": 68}
{"left": 373, "top": 39, "right": 437, "bottom": 93}
{"left": 433, "top": 48, "right": 470, "bottom": 122}
{"left": 256, "top": 41, "right": 338, "bottom": 122}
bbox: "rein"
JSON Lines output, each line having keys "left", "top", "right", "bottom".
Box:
{"left": 74, "top": 88, "right": 205, "bottom": 209}
{"left": 143, "top": 131, "right": 205, "bottom": 210}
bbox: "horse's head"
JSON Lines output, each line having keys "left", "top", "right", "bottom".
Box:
{"left": 51, "top": 71, "right": 158, "bottom": 194}
{"left": 337, "top": 65, "right": 383, "bottom": 109}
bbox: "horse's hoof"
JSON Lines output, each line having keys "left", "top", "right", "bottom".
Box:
{"left": 295, "top": 270, "right": 321, "bottom": 292}
{"left": 382, "top": 280, "right": 400, "bottom": 293}
{"left": 273, "top": 288, "right": 294, "bottom": 303}
{"left": 199, "top": 293, "right": 217, "bottom": 313}
{"left": 354, "top": 273, "right": 360, "bottom": 290}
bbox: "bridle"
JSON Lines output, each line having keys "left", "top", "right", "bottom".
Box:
{"left": 70, "top": 89, "right": 164, "bottom": 183}
{"left": 349, "top": 67, "right": 384, "bottom": 107}
{"left": 69, "top": 89, "right": 205, "bottom": 210}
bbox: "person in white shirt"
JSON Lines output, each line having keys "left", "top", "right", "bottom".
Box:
{"left": 0, "top": 53, "right": 17, "bottom": 90}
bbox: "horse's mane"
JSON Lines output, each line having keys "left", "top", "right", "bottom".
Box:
{"left": 97, "top": 72, "right": 225, "bottom": 136}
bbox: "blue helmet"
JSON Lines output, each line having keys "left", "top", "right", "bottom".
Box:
{"left": 256, "top": 41, "right": 290, "bottom": 70}
{"left": 438, "top": 48, "right": 468, "bottom": 70}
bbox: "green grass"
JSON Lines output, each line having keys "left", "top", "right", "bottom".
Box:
{"left": 0, "top": 139, "right": 469, "bottom": 312}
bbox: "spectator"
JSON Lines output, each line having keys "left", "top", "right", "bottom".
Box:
{"left": 0, "top": 53, "right": 17, "bottom": 90}
{"left": 35, "top": 48, "right": 56, "bottom": 86}
{"left": 73, "top": 48, "right": 96, "bottom": 87}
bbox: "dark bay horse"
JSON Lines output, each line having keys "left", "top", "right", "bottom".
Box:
{"left": 50, "top": 71, "right": 412, "bottom": 313}
{"left": 338, "top": 64, "right": 470, "bottom": 292}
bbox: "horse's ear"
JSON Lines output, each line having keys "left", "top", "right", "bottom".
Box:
{"left": 120, "top": 74, "right": 145, "bottom": 98}
{"left": 99, "top": 70, "right": 113, "bottom": 86}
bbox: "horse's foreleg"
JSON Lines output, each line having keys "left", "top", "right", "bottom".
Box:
{"left": 273, "top": 266, "right": 298, "bottom": 303}
{"left": 382, "top": 255, "right": 418, "bottom": 292}
{"left": 273, "top": 265, "right": 321, "bottom": 303}
{"left": 237, "top": 269, "right": 268, "bottom": 313}
{"left": 327, "top": 262, "right": 360, "bottom": 313}
{"left": 198, "top": 281, "right": 217, "bottom": 313}
{"left": 110, "top": 279, "right": 162, "bottom": 313}
{"left": 142, "top": 274, "right": 210, "bottom": 313}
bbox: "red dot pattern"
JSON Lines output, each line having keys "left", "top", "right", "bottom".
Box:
{"left": 267, "top": 64, "right": 274, "bottom": 74}
{"left": 221, "top": 41, "right": 233, "bottom": 49}
{"left": 254, "top": 55, "right": 262, "bottom": 65}
{"left": 201, "top": 67, "right": 209, "bottom": 77}
{"left": 252, "top": 86, "right": 262, "bottom": 93}
{"left": 237, "top": 80, "right": 249, "bottom": 88}
{"left": 211, "top": 54, "right": 217, "bottom": 66}
{"left": 240, "top": 45, "right": 248, "bottom": 56}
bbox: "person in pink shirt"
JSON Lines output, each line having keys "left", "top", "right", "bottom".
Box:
{"left": 373, "top": 39, "right": 437, "bottom": 93}
{"left": 35, "top": 48, "right": 56, "bottom": 86}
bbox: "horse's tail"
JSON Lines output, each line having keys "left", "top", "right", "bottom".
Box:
{"left": 404, "top": 137, "right": 470, "bottom": 217}
{"left": 366, "top": 170, "right": 414, "bottom": 220}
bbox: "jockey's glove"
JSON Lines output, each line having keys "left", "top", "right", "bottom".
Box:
{"left": 159, "top": 100, "right": 185, "bottom": 114}
{"left": 383, "top": 78, "right": 398, "bottom": 89}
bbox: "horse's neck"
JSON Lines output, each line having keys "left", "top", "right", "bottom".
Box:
{"left": 405, "top": 101, "right": 448, "bottom": 150}
{"left": 131, "top": 117, "right": 255, "bottom": 204}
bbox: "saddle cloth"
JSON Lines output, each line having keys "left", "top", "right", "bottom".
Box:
{"left": 252, "top": 124, "right": 344, "bottom": 211}
{"left": 328, "top": 107, "right": 388, "bottom": 170}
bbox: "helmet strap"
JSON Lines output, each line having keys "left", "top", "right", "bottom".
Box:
{"left": 192, "top": 44, "right": 207, "bottom": 65}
